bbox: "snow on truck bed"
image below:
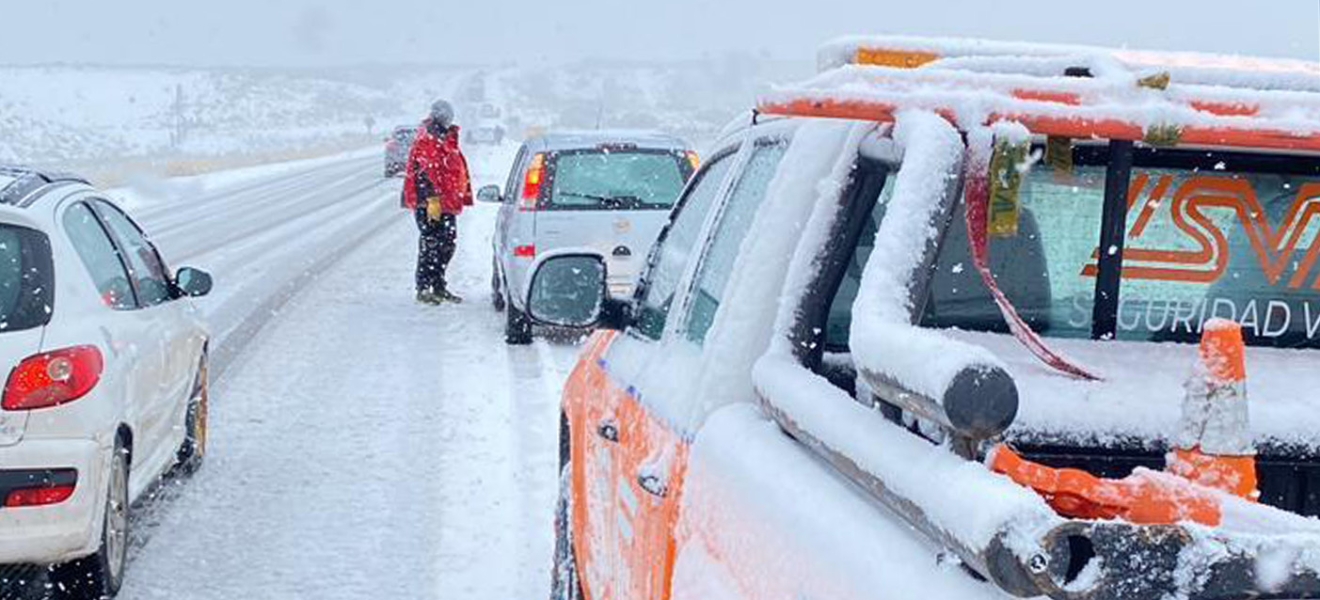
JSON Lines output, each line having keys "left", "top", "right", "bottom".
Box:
{"left": 949, "top": 328, "right": 1320, "bottom": 452}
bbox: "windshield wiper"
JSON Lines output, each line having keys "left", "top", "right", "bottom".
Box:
{"left": 557, "top": 191, "right": 612, "bottom": 203}
{"left": 557, "top": 192, "right": 642, "bottom": 209}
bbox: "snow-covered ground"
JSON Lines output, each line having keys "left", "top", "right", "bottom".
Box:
{"left": 2, "top": 139, "right": 578, "bottom": 599}
{"left": 120, "top": 201, "right": 580, "bottom": 599}
{"left": 1, "top": 59, "right": 800, "bottom": 173}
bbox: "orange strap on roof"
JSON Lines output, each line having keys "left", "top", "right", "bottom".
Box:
{"left": 787, "top": 35, "right": 1320, "bottom": 152}
{"left": 758, "top": 97, "right": 1320, "bottom": 154}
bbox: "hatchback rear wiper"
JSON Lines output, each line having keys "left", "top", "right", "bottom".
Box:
{"left": 557, "top": 192, "right": 642, "bottom": 209}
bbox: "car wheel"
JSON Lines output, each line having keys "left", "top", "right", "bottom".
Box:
{"left": 550, "top": 430, "right": 583, "bottom": 600}
{"left": 175, "top": 355, "right": 209, "bottom": 475}
{"left": 50, "top": 439, "right": 129, "bottom": 599}
{"left": 505, "top": 291, "right": 533, "bottom": 345}
{"left": 492, "top": 264, "right": 506, "bottom": 312}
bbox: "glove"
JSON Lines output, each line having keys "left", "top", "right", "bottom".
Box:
{"left": 425, "top": 196, "right": 443, "bottom": 222}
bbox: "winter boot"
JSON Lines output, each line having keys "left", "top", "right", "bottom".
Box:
{"left": 437, "top": 288, "right": 464, "bottom": 304}
{"left": 416, "top": 290, "right": 443, "bottom": 305}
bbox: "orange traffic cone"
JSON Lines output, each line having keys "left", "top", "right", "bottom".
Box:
{"left": 1166, "top": 319, "right": 1258, "bottom": 500}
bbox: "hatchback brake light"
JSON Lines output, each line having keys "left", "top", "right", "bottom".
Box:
{"left": 514, "top": 245, "right": 537, "bottom": 259}
{"left": 521, "top": 153, "right": 546, "bottom": 211}
{"left": 2, "top": 346, "right": 104, "bottom": 411}
{"left": 5, "top": 484, "right": 76, "bottom": 508}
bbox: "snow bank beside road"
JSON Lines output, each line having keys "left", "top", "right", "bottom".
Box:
{"left": 109, "top": 145, "right": 381, "bottom": 211}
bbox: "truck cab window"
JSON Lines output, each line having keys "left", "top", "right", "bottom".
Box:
{"left": 634, "top": 149, "right": 737, "bottom": 340}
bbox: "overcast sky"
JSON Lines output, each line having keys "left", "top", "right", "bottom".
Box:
{"left": 3, "top": 0, "right": 1318, "bottom": 67}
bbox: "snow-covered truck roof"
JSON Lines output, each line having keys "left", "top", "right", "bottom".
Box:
{"left": 760, "top": 35, "right": 1320, "bottom": 153}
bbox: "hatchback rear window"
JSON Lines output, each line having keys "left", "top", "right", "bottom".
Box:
{"left": 922, "top": 146, "right": 1320, "bottom": 349}
{"left": 0, "top": 224, "right": 54, "bottom": 333}
{"left": 546, "top": 149, "right": 692, "bottom": 211}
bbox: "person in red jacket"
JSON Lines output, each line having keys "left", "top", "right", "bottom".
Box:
{"left": 404, "top": 99, "right": 474, "bottom": 304}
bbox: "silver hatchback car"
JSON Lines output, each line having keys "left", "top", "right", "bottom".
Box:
{"left": 479, "top": 130, "right": 696, "bottom": 344}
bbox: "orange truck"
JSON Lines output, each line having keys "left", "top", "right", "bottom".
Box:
{"left": 525, "top": 36, "right": 1320, "bottom": 600}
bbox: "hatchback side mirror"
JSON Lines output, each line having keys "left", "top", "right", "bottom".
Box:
{"left": 527, "top": 254, "right": 631, "bottom": 330}
{"left": 175, "top": 267, "right": 213, "bottom": 298}
{"left": 477, "top": 185, "right": 502, "bottom": 204}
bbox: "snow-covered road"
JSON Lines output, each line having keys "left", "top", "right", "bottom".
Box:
{"left": 5, "top": 144, "right": 581, "bottom": 599}
{"left": 129, "top": 145, "right": 579, "bottom": 599}
{"left": 127, "top": 149, "right": 403, "bottom": 377}
{"left": 123, "top": 204, "right": 579, "bottom": 599}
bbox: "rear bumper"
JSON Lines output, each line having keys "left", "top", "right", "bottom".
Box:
{"left": 607, "top": 280, "right": 635, "bottom": 299}
{"left": 0, "top": 439, "right": 107, "bottom": 565}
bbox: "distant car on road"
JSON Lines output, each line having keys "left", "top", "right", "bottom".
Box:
{"left": 466, "top": 104, "right": 506, "bottom": 145}
{"left": 478, "top": 130, "right": 697, "bottom": 344}
{"left": 384, "top": 125, "right": 417, "bottom": 178}
{"left": 0, "top": 167, "right": 212, "bottom": 599}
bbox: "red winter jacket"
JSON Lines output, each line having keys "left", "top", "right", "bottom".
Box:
{"left": 403, "top": 121, "right": 474, "bottom": 214}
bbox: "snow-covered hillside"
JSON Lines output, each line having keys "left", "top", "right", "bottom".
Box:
{"left": 0, "top": 57, "right": 804, "bottom": 173}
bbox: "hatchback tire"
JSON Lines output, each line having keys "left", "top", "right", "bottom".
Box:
{"left": 492, "top": 265, "right": 506, "bottom": 313}
{"left": 505, "top": 291, "right": 533, "bottom": 345}
{"left": 50, "top": 440, "right": 129, "bottom": 599}
{"left": 175, "top": 356, "right": 209, "bottom": 475}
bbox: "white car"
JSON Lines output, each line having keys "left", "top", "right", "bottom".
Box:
{"left": 479, "top": 130, "right": 697, "bottom": 344}
{"left": 0, "top": 167, "right": 211, "bottom": 599}
{"left": 465, "top": 103, "right": 507, "bottom": 145}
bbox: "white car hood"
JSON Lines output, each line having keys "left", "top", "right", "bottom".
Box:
{"left": 943, "top": 329, "right": 1320, "bottom": 451}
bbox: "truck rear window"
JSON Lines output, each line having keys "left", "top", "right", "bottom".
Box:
{"left": 546, "top": 149, "right": 691, "bottom": 211}
{"left": 0, "top": 224, "right": 54, "bottom": 333}
{"left": 922, "top": 146, "right": 1320, "bottom": 349}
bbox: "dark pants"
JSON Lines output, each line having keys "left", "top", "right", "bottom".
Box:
{"left": 417, "top": 214, "right": 457, "bottom": 293}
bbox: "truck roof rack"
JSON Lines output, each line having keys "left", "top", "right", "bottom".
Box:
{"left": 760, "top": 35, "right": 1320, "bottom": 153}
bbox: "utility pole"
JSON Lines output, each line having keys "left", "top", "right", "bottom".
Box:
{"left": 170, "top": 84, "right": 186, "bottom": 148}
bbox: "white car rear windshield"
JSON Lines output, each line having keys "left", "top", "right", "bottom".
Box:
{"left": 922, "top": 147, "right": 1320, "bottom": 350}
{"left": 0, "top": 224, "right": 54, "bottom": 333}
{"left": 546, "top": 149, "right": 692, "bottom": 211}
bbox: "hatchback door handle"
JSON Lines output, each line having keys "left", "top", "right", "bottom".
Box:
{"left": 637, "top": 473, "right": 668, "bottom": 498}
{"left": 597, "top": 420, "right": 619, "bottom": 443}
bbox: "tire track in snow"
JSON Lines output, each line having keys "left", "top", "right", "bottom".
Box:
{"left": 115, "top": 147, "right": 582, "bottom": 599}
